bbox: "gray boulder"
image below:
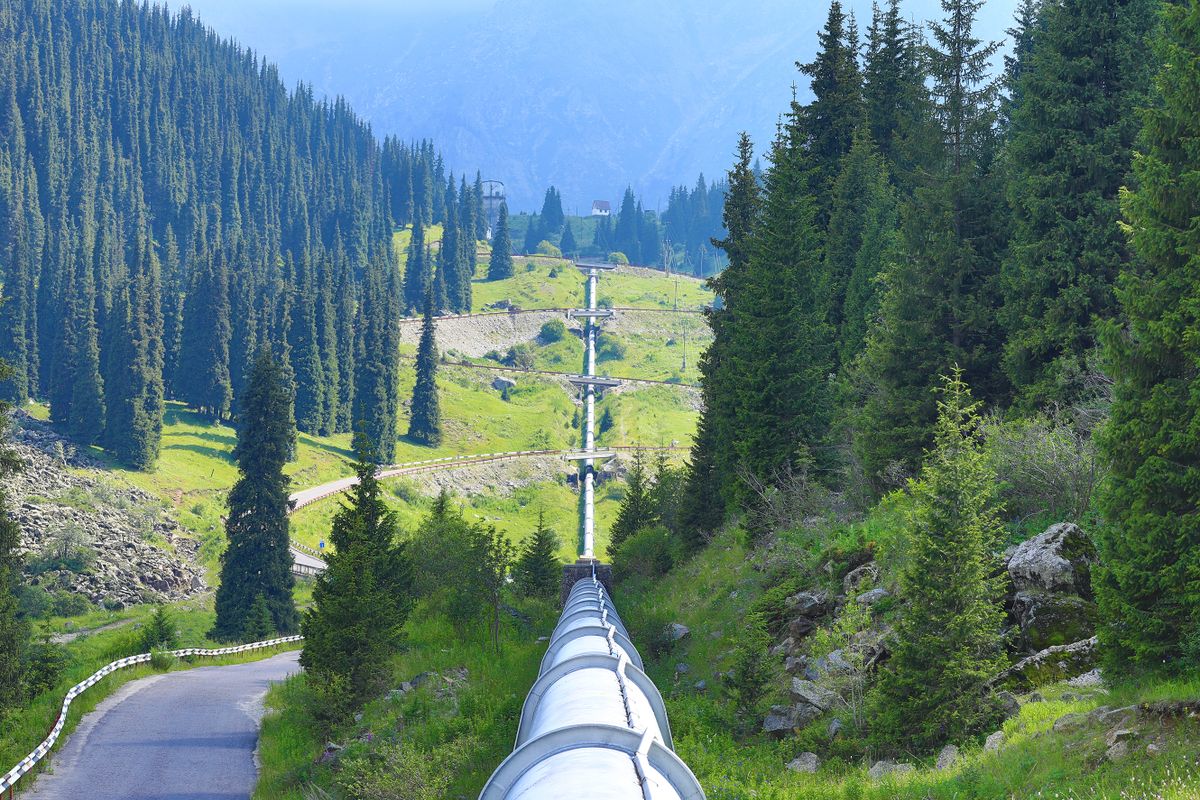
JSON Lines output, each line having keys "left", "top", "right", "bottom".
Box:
{"left": 763, "top": 705, "right": 800, "bottom": 739}
{"left": 992, "top": 637, "right": 1099, "bottom": 689}
{"left": 935, "top": 744, "right": 959, "bottom": 770}
{"left": 1012, "top": 590, "right": 1097, "bottom": 652}
{"left": 842, "top": 563, "right": 879, "bottom": 594}
{"left": 790, "top": 678, "right": 838, "bottom": 712}
{"left": 855, "top": 587, "right": 891, "bottom": 606}
{"left": 667, "top": 623, "right": 690, "bottom": 641}
{"left": 492, "top": 376, "right": 517, "bottom": 391}
{"left": 996, "top": 690, "right": 1021, "bottom": 720}
{"left": 785, "top": 591, "right": 829, "bottom": 618}
{"left": 787, "top": 752, "right": 820, "bottom": 773}
{"left": 1007, "top": 522, "right": 1097, "bottom": 597}
{"left": 984, "top": 730, "right": 1005, "bottom": 752}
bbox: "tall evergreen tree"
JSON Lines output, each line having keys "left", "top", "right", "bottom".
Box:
{"left": 488, "top": 202, "right": 514, "bottom": 281}
{"left": 560, "top": 218, "right": 579, "bottom": 258}
{"left": 539, "top": 186, "right": 565, "bottom": 232}
{"left": 178, "top": 252, "right": 232, "bottom": 420}
{"left": 1094, "top": 0, "right": 1200, "bottom": 673}
{"left": 301, "top": 433, "right": 413, "bottom": 709}
{"left": 289, "top": 257, "right": 327, "bottom": 434}
{"left": 407, "top": 293, "right": 442, "bottom": 447}
{"left": 682, "top": 132, "right": 759, "bottom": 541}
{"left": 799, "top": 0, "right": 864, "bottom": 218}
{"left": 0, "top": 359, "right": 27, "bottom": 719}
{"left": 999, "top": 0, "right": 1155, "bottom": 410}
{"left": 513, "top": 511, "right": 561, "bottom": 599}
{"left": 403, "top": 220, "right": 429, "bottom": 314}
{"left": 211, "top": 351, "right": 297, "bottom": 640}
{"left": 869, "top": 370, "right": 1006, "bottom": 753}
{"left": 440, "top": 177, "right": 464, "bottom": 312}
{"left": 353, "top": 257, "right": 402, "bottom": 464}
{"left": 611, "top": 450, "right": 656, "bottom": 551}
{"left": 523, "top": 213, "right": 542, "bottom": 255}
{"left": 851, "top": 0, "right": 1004, "bottom": 489}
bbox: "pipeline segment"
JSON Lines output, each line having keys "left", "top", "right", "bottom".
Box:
{"left": 480, "top": 576, "right": 704, "bottom": 799}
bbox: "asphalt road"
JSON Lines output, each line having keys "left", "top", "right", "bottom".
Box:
{"left": 23, "top": 650, "right": 300, "bottom": 800}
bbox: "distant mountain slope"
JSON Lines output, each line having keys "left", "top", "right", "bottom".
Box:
{"left": 178, "top": 0, "right": 1019, "bottom": 211}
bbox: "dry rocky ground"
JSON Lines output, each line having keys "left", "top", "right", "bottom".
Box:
{"left": 3, "top": 412, "right": 205, "bottom": 609}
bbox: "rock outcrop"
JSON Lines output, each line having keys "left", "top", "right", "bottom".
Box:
{"left": 1006, "top": 523, "right": 1099, "bottom": 654}
{"left": 3, "top": 414, "right": 205, "bottom": 608}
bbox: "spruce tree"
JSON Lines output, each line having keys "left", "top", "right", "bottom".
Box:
{"left": 798, "top": 0, "right": 864, "bottom": 217}
{"left": 682, "top": 132, "right": 760, "bottom": 542}
{"left": 488, "top": 202, "right": 514, "bottom": 280}
{"left": 539, "top": 186, "right": 565, "bottom": 232}
{"left": 869, "top": 370, "right": 1006, "bottom": 753}
{"left": 825, "top": 128, "right": 898, "bottom": 368}
{"left": 560, "top": 218, "right": 579, "bottom": 258}
{"left": 440, "top": 178, "right": 464, "bottom": 312}
{"left": 403, "top": 220, "right": 429, "bottom": 314}
{"left": 1094, "top": 0, "right": 1200, "bottom": 673}
{"left": 610, "top": 450, "right": 656, "bottom": 551}
{"left": 999, "top": 0, "right": 1155, "bottom": 410}
{"left": 301, "top": 433, "right": 414, "bottom": 708}
{"left": 0, "top": 359, "right": 27, "bottom": 719}
{"left": 407, "top": 293, "right": 442, "bottom": 447}
{"left": 514, "top": 511, "right": 561, "bottom": 599}
{"left": 851, "top": 0, "right": 1004, "bottom": 490}
{"left": 290, "top": 257, "right": 327, "bottom": 434}
{"left": 523, "top": 214, "right": 542, "bottom": 255}
{"left": 179, "top": 252, "right": 232, "bottom": 420}
{"left": 211, "top": 350, "right": 298, "bottom": 640}
{"left": 457, "top": 175, "right": 477, "bottom": 310}
{"left": 353, "top": 257, "right": 402, "bottom": 464}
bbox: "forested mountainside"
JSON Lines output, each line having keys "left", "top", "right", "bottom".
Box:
{"left": 0, "top": 0, "right": 482, "bottom": 468}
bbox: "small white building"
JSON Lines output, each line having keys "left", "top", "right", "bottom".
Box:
{"left": 590, "top": 200, "right": 611, "bottom": 217}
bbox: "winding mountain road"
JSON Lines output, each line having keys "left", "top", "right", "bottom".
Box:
{"left": 21, "top": 650, "right": 300, "bottom": 800}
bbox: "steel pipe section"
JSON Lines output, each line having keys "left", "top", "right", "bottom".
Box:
{"left": 480, "top": 577, "right": 705, "bottom": 800}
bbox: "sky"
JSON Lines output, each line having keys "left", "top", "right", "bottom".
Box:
{"left": 176, "top": 0, "right": 1018, "bottom": 211}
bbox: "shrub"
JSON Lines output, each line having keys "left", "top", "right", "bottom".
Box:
{"left": 535, "top": 241, "right": 562, "bottom": 258}
{"left": 548, "top": 268, "right": 559, "bottom": 278}
{"left": 17, "top": 585, "right": 52, "bottom": 619}
{"left": 597, "top": 297, "right": 614, "bottom": 310}
{"left": 50, "top": 590, "right": 92, "bottom": 617}
{"left": 149, "top": 649, "right": 176, "bottom": 672}
{"left": 525, "top": 260, "right": 537, "bottom": 271}
{"left": 139, "top": 605, "right": 179, "bottom": 652}
{"left": 337, "top": 735, "right": 479, "bottom": 800}
{"left": 23, "top": 636, "right": 69, "bottom": 696}
{"left": 504, "top": 343, "right": 536, "bottom": 370}
{"left": 539, "top": 319, "right": 567, "bottom": 343}
{"left": 596, "top": 334, "right": 626, "bottom": 363}
{"left": 608, "top": 251, "right": 629, "bottom": 265}
{"left": 723, "top": 614, "right": 772, "bottom": 736}
{"left": 611, "top": 526, "right": 677, "bottom": 582}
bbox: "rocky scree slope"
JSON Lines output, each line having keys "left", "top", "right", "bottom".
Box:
{"left": 2, "top": 412, "right": 205, "bottom": 608}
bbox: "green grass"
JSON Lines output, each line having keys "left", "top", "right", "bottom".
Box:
{"left": 468, "top": 251, "right": 713, "bottom": 312}
{"left": 254, "top": 600, "right": 556, "bottom": 800}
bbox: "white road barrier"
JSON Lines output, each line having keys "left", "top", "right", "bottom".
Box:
{"left": 0, "top": 635, "right": 303, "bottom": 794}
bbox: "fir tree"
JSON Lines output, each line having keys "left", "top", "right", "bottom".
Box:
{"left": 799, "top": 0, "right": 864, "bottom": 217}
{"left": 178, "top": 252, "right": 232, "bottom": 420}
{"left": 407, "top": 293, "right": 442, "bottom": 447}
{"left": 999, "top": 0, "right": 1155, "bottom": 410}
{"left": 211, "top": 351, "right": 297, "bottom": 640}
{"left": 560, "top": 218, "right": 579, "bottom": 258}
{"left": 869, "top": 370, "right": 1006, "bottom": 753}
{"left": 1094, "top": 0, "right": 1200, "bottom": 673}
{"left": 825, "top": 128, "right": 898, "bottom": 367}
{"left": 851, "top": 0, "right": 1004, "bottom": 490}
{"left": 403, "top": 220, "right": 429, "bottom": 314}
{"left": 682, "top": 132, "right": 760, "bottom": 542}
{"left": 289, "top": 257, "right": 327, "bottom": 434}
{"left": 539, "top": 186, "right": 565, "bottom": 232}
{"left": 242, "top": 594, "right": 275, "bottom": 641}
{"left": 523, "top": 214, "right": 542, "bottom": 255}
{"left": 0, "top": 359, "right": 27, "bottom": 719}
{"left": 440, "top": 177, "right": 464, "bottom": 312}
{"left": 301, "top": 433, "right": 414, "bottom": 707}
{"left": 513, "top": 511, "right": 561, "bottom": 599}
{"left": 611, "top": 450, "right": 656, "bottom": 550}
{"left": 353, "top": 257, "right": 402, "bottom": 464}
{"left": 488, "top": 202, "right": 514, "bottom": 280}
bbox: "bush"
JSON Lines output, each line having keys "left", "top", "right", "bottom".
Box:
{"left": 50, "top": 590, "right": 92, "bottom": 617}
{"left": 548, "top": 268, "right": 558, "bottom": 278}
{"left": 337, "top": 736, "right": 479, "bottom": 800}
{"left": 596, "top": 334, "right": 626, "bottom": 363}
{"left": 611, "top": 526, "right": 677, "bottom": 582}
{"left": 24, "top": 636, "right": 69, "bottom": 696}
{"left": 139, "top": 605, "right": 179, "bottom": 652}
{"left": 535, "top": 241, "right": 562, "bottom": 258}
{"left": 983, "top": 412, "right": 1100, "bottom": 525}
{"left": 504, "top": 343, "right": 536, "bottom": 370}
{"left": 539, "top": 319, "right": 567, "bottom": 343}
{"left": 525, "top": 260, "right": 537, "bottom": 271}
{"left": 27, "top": 523, "right": 95, "bottom": 574}
{"left": 597, "top": 297, "right": 614, "bottom": 310}
{"left": 608, "top": 251, "right": 629, "bottom": 265}
{"left": 17, "top": 584, "right": 52, "bottom": 619}
{"left": 149, "top": 648, "right": 176, "bottom": 672}
{"left": 723, "top": 615, "right": 772, "bottom": 736}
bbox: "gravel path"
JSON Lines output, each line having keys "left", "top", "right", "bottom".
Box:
{"left": 22, "top": 650, "right": 300, "bottom": 800}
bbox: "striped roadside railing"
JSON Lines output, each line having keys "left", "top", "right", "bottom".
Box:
{"left": 0, "top": 635, "right": 303, "bottom": 796}
{"left": 397, "top": 305, "right": 704, "bottom": 324}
